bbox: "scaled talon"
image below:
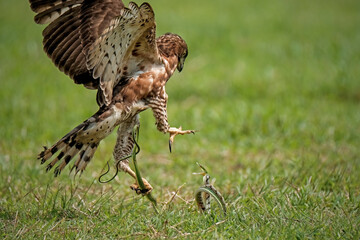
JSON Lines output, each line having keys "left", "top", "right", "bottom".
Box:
{"left": 168, "top": 127, "right": 195, "bottom": 152}
{"left": 130, "top": 178, "right": 153, "bottom": 195}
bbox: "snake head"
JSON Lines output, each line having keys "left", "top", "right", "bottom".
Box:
{"left": 193, "top": 162, "right": 211, "bottom": 184}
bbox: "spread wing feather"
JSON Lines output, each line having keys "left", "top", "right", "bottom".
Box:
{"left": 39, "top": 5, "right": 97, "bottom": 89}
{"left": 30, "top": 0, "right": 83, "bottom": 24}
{"left": 29, "top": 0, "right": 160, "bottom": 105}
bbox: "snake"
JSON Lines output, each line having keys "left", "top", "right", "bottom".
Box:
{"left": 194, "top": 163, "right": 227, "bottom": 216}
{"left": 99, "top": 125, "right": 226, "bottom": 216}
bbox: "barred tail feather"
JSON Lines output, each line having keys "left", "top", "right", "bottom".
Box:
{"left": 73, "top": 143, "right": 98, "bottom": 175}
{"left": 38, "top": 106, "right": 120, "bottom": 177}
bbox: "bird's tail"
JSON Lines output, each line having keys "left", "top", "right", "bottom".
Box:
{"left": 38, "top": 106, "right": 121, "bottom": 177}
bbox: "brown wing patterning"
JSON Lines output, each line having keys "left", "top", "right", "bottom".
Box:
{"left": 29, "top": 0, "right": 159, "bottom": 105}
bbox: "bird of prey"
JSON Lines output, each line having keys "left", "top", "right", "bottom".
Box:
{"left": 29, "top": 0, "right": 194, "bottom": 194}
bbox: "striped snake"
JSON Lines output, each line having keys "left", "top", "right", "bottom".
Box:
{"left": 194, "top": 163, "right": 227, "bottom": 216}
{"left": 99, "top": 125, "right": 226, "bottom": 215}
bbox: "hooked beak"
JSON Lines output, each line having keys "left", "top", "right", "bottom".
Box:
{"left": 177, "top": 57, "right": 185, "bottom": 72}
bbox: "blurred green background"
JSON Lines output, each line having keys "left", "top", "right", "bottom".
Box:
{"left": 1, "top": 0, "right": 359, "bottom": 238}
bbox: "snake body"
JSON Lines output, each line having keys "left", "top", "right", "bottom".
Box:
{"left": 99, "top": 126, "right": 225, "bottom": 216}
{"left": 195, "top": 163, "right": 227, "bottom": 216}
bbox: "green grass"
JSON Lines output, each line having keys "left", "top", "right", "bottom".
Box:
{"left": 1, "top": 0, "right": 360, "bottom": 238}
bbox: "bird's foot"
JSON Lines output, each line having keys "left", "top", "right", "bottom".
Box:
{"left": 168, "top": 126, "right": 196, "bottom": 152}
{"left": 130, "top": 178, "right": 153, "bottom": 195}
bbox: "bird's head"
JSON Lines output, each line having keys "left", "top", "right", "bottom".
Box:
{"left": 157, "top": 33, "right": 188, "bottom": 72}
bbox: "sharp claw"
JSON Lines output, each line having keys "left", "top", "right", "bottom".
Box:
{"left": 167, "top": 127, "right": 195, "bottom": 152}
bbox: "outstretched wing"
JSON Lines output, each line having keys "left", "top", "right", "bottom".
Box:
{"left": 29, "top": 1, "right": 160, "bottom": 105}
{"left": 29, "top": 0, "right": 125, "bottom": 91}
